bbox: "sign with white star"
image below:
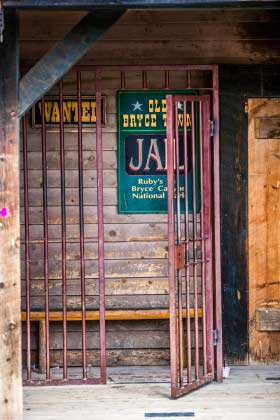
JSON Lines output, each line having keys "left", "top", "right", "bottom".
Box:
{"left": 117, "top": 90, "right": 200, "bottom": 214}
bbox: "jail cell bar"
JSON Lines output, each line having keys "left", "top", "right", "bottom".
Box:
{"left": 21, "top": 65, "right": 221, "bottom": 386}
{"left": 22, "top": 70, "right": 106, "bottom": 385}
{"left": 167, "top": 94, "right": 215, "bottom": 398}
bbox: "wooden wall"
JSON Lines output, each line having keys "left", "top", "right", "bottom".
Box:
{"left": 19, "top": 9, "right": 280, "bottom": 66}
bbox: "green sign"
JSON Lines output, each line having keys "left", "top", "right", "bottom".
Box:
{"left": 117, "top": 90, "right": 200, "bottom": 214}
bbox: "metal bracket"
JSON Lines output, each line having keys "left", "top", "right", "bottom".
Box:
{"left": 213, "top": 328, "right": 219, "bottom": 346}
{"left": 210, "top": 120, "right": 214, "bottom": 137}
{"left": 0, "top": 0, "right": 4, "bottom": 44}
{"left": 175, "top": 244, "right": 185, "bottom": 271}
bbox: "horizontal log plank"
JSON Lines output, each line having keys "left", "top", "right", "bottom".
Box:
{"left": 20, "top": 223, "right": 169, "bottom": 242}
{"left": 21, "top": 277, "right": 201, "bottom": 296}
{"left": 21, "top": 308, "right": 202, "bottom": 321}
{"left": 20, "top": 170, "right": 118, "bottom": 188}
{"left": 20, "top": 40, "right": 280, "bottom": 65}
{"left": 20, "top": 150, "right": 117, "bottom": 170}
{"left": 21, "top": 22, "right": 280, "bottom": 42}
{"left": 19, "top": 10, "right": 280, "bottom": 27}
{"left": 20, "top": 241, "right": 168, "bottom": 261}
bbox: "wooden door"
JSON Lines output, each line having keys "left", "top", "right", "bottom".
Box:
{"left": 248, "top": 99, "right": 280, "bottom": 362}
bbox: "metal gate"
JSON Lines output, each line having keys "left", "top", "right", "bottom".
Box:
{"left": 166, "top": 94, "right": 221, "bottom": 398}
{"left": 21, "top": 65, "right": 221, "bottom": 388}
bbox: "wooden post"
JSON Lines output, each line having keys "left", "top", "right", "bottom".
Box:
{"left": 38, "top": 320, "right": 46, "bottom": 374}
{"left": 0, "top": 10, "right": 22, "bottom": 420}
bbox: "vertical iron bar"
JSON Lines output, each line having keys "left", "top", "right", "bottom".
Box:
{"left": 41, "top": 96, "right": 50, "bottom": 380}
{"left": 59, "top": 80, "right": 67, "bottom": 380}
{"left": 77, "top": 71, "right": 87, "bottom": 379}
{"left": 22, "top": 115, "right": 31, "bottom": 381}
{"left": 175, "top": 101, "right": 184, "bottom": 386}
{"left": 183, "top": 100, "right": 192, "bottom": 384}
{"left": 213, "top": 67, "right": 223, "bottom": 382}
{"left": 187, "top": 71, "right": 191, "bottom": 89}
{"left": 142, "top": 71, "right": 147, "bottom": 89}
{"left": 165, "top": 71, "right": 170, "bottom": 89}
{"left": 199, "top": 100, "right": 207, "bottom": 376}
{"left": 203, "top": 97, "right": 214, "bottom": 377}
{"left": 95, "top": 68, "right": 106, "bottom": 383}
{"left": 167, "top": 95, "right": 177, "bottom": 399}
{"left": 121, "top": 71, "right": 126, "bottom": 89}
{"left": 191, "top": 100, "right": 199, "bottom": 380}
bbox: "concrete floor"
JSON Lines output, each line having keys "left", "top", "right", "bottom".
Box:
{"left": 23, "top": 366, "right": 280, "bottom": 420}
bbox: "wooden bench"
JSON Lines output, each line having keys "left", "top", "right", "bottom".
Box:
{"left": 21, "top": 309, "right": 202, "bottom": 372}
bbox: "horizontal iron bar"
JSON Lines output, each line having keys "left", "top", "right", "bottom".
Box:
{"left": 4, "top": 0, "right": 280, "bottom": 9}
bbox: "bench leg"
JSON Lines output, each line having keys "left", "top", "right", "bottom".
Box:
{"left": 39, "top": 320, "right": 46, "bottom": 374}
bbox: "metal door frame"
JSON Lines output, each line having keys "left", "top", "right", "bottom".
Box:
{"left": 166, "top": 92, "right": 222, "bottom": 398}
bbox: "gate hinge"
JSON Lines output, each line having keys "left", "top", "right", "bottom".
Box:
{"left": 213, "top": 328, "right": 219, "bottom": 346}
{"left": 209, "top": 120, "right": 214, "bottom": 137}
{"left": 0, "top": 0, "right": 4, "bottom": 44}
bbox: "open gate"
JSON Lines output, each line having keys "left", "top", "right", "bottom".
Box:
{"left": 21, "top": 65, "right": 221, "bottom": 390}
{"left": 166, "top": 94, "right": 221, "bottom": 398}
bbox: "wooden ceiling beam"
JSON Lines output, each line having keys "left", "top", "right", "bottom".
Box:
{"left": 18, "top": 9, "right": 125, "bottom": 117}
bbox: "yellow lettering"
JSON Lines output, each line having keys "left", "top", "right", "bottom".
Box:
{"left": 130, "top": 114, "right": 137, "bottom": 128}
{"left": 123, "top": 114, "right": 129, "bottom": 128}
{"left": 137, "top": 114, "right": 143, "bottom": 127}
{"left": 151, "top": 114, "right": 157, "bottom": 128}
{"left": 81, "top": 102, "right": 90, "bottom": 123}
{"left": 63, "top": 101, "right": 71, "bottom": 123}
{"left": 51, "top": 102, "right": 60, "bottom": 123}
{"left": 90, "top": 102, "right": 96, "bottom": 123}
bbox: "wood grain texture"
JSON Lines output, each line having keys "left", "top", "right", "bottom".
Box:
{"left": 248, "top": 98, "right": 280, "bottom": 362}
{"left": 0, "top": 11, "right": 23, "bottom": 420}
{"left": 19, "top": 10, "right": 280, "bottom": 65}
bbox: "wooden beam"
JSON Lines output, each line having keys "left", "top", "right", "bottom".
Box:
{"left": 4, "top": 0, "right": 280, "bottom": 9}
{"left": 18, "top": 9, "right": 125, "bottom": 116}
{"left": 0, "top": 10, "right": 22, "bottom": 420}
{"left": 21, "top": 309, "right": 203, "bottom": 322}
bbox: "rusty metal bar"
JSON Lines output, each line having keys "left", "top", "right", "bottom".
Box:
{"left": 203, "top": 97, "right": 214, "bottom": 377}
{"left": 59, "top": 80, "right": 67, "bottom": 380}
{"left": 142, "top": 71, "right": 148, "bottom": 89}
{"left": 199, "top": 100, "right": 207, "bottom": 376}
{"left": 95, "top": 68, "right": 106, "bottom": 383}
{"left": 191, "top": 100, "right": 199, "bottom": 380}
{"left": 212, "top": 67, "right": 223, "bottom": 382}
{"left": 174, "top": 101, "right": 184, "bottom": 386}
{"left": 22, "top": 115, "right": 31, "bottom": 381}
{"left": 167, "top": 95, "right": 178, "bottom": 399}
{"left": 77, "top": 71, "right": 87, "bottom": 379}
{"left": 41, "top": 96, "right": 50, "bottom": 380}
{"left": 121, "top": 71, "right": 126, "bottom": 89}
{"left": 183, "top": 100, "right": 192, "bottom": 384}
{"left": 165, "top": 71, "right": 170, "bottom": 89}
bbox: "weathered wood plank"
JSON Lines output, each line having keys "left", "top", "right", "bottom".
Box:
{"left": 248, "top": 98, "right": 280, "bottom": 363}
{"left": 20, "top": 150, "right": 117, "bottom": 170}
{"left": 21, "top": 308, "right": 202, "bottom": 321}
{"left": 20, "top": 223, "right": 169, "bottom": 242}
{"left": 256, "top": 308, "right": 280, "bottom": 332}
{"left": 19, "top": 205, "right": 169, "bottom": 224}
{"left": 20, "top": 39, "right": 280, "bottom": 66}
{"left": 19, "top": 10, "right": 125, "bottom": 116}
{"left": 21, "top": 22, "right": 280, "bottom": 42}
{"left": 20, "top": 241, "right": 168, "bottom": 260}
{"left": 0, "top": 11, "right": 23, "bottom": 420}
